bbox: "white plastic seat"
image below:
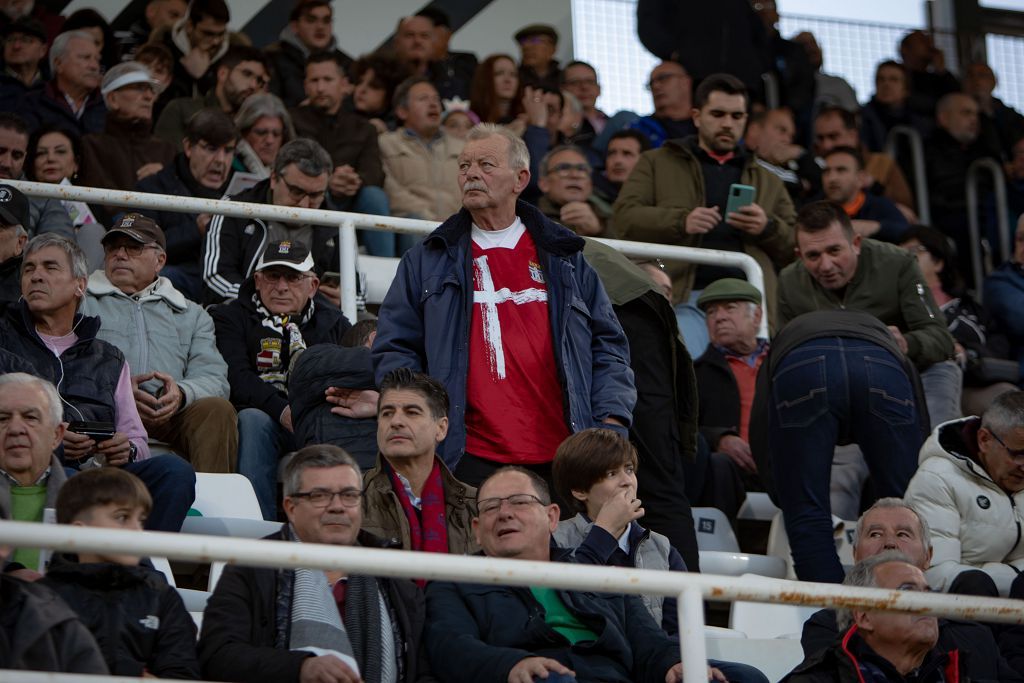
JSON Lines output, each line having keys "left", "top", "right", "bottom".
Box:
{"left": 729, "top": 598, "right": 818, "bottom": 639}
{"left": 180, "top": 516, "right": 283, "bottom": 539}
{"left": 357, "top": 254, "right": 401, "bottom": 305}
{"left": 706, "top": 637, "right": 806, "bottom": 683}
{"left": 692, "top": 507, "right": 740, "bottom": 552}
{"left": 737, "top": 492, "right": 781, "bottom": 521}
{"left": 149, "top": 556, "right": 176, "bottom": 587}
{"left": 186, "top": 473, "right": 263, "bottom": 522}
{"left": 698, "top": 550, "right": 787, "bottom": 579}
{"left": 766, "top": 512, "right": 856, "bottom": 580}
{"left": 208, "top": 560, "right": 226, "bottom": 593}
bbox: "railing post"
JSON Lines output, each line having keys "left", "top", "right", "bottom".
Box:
{"left": 884, "top": 125, "right": 930, "bottom": 225}
{"left": 678, "top": 587, "right": 708, "bottom": 683}
{"left": 965, "top": 158, "right": 1009, "bottom": 301}
{"left": 338, "top": 218, "right": 358, "bottom": 322}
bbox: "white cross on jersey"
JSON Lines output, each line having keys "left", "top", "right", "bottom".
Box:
{"left": 473, "top": 254, "right": 547, "bottom": 379}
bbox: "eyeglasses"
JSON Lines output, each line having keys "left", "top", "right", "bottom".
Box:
{"left": 103, "top": 242, "right": 160, "bottom": 257}
{"left": 548, "top": 162, "right": 589, "bottom": 177}
{"left": 477, "top": 493, "right": 545, "bottom": 517}
{"left": 988, "top": 429, "right": 1024, "bottom": 460}
{"left": 249, "top": 127, "right": 283, "bottom": 138}
{"left": 645, "top": 72, "right": 686, "bottom": 91}
{"left": 277, "top": 174, "right": 326, "bottom": 204}
{"left": 290, "top": 488, "right": 363, "bottom": 508}
{"left": 258, "top": 270, "right": 313, "bottom": 285}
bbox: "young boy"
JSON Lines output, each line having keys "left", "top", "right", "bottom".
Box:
{"left": 40, "top": 468, "right": 200, "bottom": 679}
{"left": 551, "top": 428, "right": 687, "bottom": 633}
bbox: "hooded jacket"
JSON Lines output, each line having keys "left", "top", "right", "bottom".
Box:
{"left": 904, "top": 416, "right": 1024, "bottom": 595}
{"left": 265, "top": 26, "right": 351, "bottom": 108}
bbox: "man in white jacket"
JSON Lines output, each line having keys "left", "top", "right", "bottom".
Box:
{"left": 905, "top": 390, "right": 1024, "bottom": 597}
{"left": 81, "top": 213, "right": 237, "bottom": 473}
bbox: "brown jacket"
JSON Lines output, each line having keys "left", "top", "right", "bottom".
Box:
{"left": 379, "top": 129, "right": 464, "bottom": 221}
{"left": 362, "top": 454, "right": 479, "bottom": 555}
{"left": 290, "top": 105, "right": 384, "bottom": 188}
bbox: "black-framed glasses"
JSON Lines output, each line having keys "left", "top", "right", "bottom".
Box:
{"left": 548, "top": 162, "right": 589, "bottom": 177}
{"left": 989, "top": 429, "right": 1024, "bottom": 460}
{"left": 289, "top": 488, "right": 363, "bottom": 508}
{"left": 257, "top": 270, "right": 313, "bottom": 285}
{"left": 477, "top": 493, "right": 545, "bottom": 517}
{"left": 276, "top": 174, "right": 326, "bottom": 204}
{"left": 103, "top": 242, "right": 160, "bottom": 257}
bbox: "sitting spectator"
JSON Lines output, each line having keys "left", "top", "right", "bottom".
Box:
{"left": 80, "top": 62, "right": 175, "bottom": 223}
{"left": 18, "top": 30, "right": 105, "bottom": 136}
{"left": 561, "top": 60, "right": 608, "bottom": 140}
{"left": 821, "top": 146, "right": 909, "bottom": 242}
{"left": 469, "top": 53, "right": 523, "bottom": 126}
{"left": 0, "top": 18, "right": 47, "bottom": 103}
{"left": 905, "top": 390, "right": 1024, "bottom": 597}
{"left": 348, "top": 54, "right": 409, "bottom": 134}
{"left": 514, "top": 23, "right": 561, "bottom": 92}
{"left": 153, "top": 0, "right": 230, "bottom": 115}
{"left": 198, "top": 445, "right": 429, "bottom": 682}
{"left": 791, "top": 31, "right": 858, "bottom": 114}
{"left": 210, "top": 240, "right": 351, "bottom": 519}
{"left": 288, "top": 319, "right": 379, "bottom": 467}
{"left": 391, "top": 15, "right": 435, "bottom": 83}
{"left": 137, "top": 108, "right": 237, "bottom": 301}
{"left": 425, "top": 466, "right": 708, "bottom": 683}
{"left": 26, "top": 125, "right": 99, "bottom": 231}
{"left": 0, "top": 373, "right": 70, "bottom": 571}
{"left": 155, "top": 45, "right": 269, "bottom": 152}
{"left": 264, "top": 0, "right": 349, "bottom": 108}
{"left": 134, "top": 41, "right": 174, "bottom": 93}
{"left": 232, "top": 92, "right": 294, "bottom": 178}
{"left": 290, "top": 53, "right": 391, "bottom": 255}
{"left": 860, "top": 60, "right": 932, "bottom": 153}
{"left": 0, "top": 235, "right": 196, "bottom": 533}
{"left": 900, "top": 30, "right": 961, "bottom": 122}
{"left": 963, "top": 62, "right": 1024, "bottom": 154}
{"left": 0, "top": 0, "right": 65, "bottom": 46}
{"left": 984, "top": 215, "right": 1024, "bottom": 379}
{"left": 746, "top": 107, "right": 820, "bottom": 206}
{"left": 81, "top": 214, "right": 237, "bottom": 474}
{"left": 800, "top": 498, "right": 1023, "bottom": 681}
{"left": 416, "top": 7, "right": 477, "bottom": 101}
{"left": 204, "top": 138, "right": 339, "bottom": 305}
{"left": 0, "top": 182, "right": 28, "bottom": 302}
{"left": 783, "top": 553, "right": 967, "bottom": 683}
{"left": 41, "top": 467, "right": 200, "bottom": 678}
{"left": 778, "top": 201, "right": 959, "bottom": 427}
{"left": 629, "top": 61, "right": 696, "bottom": 150}
{"left": 593, "top": 129, "right": 649, "bottom": 203}
{"left": 363, "top": 368, "right": 478, "bottom": 553}
{"left": 117, "top": 0, "right": 186, "bottom": 61}
{"left": 379, "top": 76, "right": 464, "bottom": 229}
{"left": 538, "top": 144, "right": 614, "bottom": 237}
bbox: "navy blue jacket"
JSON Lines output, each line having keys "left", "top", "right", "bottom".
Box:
{"left": 423, "top": 547, "right": 680, "bottom": 683}
{"left": 984, "top": 261, "right": 1024, "bottom": 378}
{"left": 853, "top": 192, "right": 909, "bottom": 243}
{"left": 372, "top": 200, "right": 635, "bottom": 468}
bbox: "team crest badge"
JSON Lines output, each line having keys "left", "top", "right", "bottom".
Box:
{"left": 528, "top": 260, "right": 545, "bottom": 284}
{"left": 256, "top": 338, "right": 282, "bottom": 369}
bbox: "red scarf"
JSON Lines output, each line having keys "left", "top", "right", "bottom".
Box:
{"left": 388, "top": 459, "right": 449, "bottom": 557}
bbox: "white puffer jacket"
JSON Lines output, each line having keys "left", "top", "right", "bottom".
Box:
{"left": 905, "top": 417, "right": 1024, "bottom": 596}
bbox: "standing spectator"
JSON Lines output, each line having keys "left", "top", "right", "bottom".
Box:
{"left": 210, "top": 241, "right": 351, "bottom": 519}
{"left": 391, "top": 15, "right": 435, "bottom": 83}
{"left": 136, "top": 108, "right": 237, "bottom": 301}
{"left": 0, "top": 18, "right": 47, "bottom": 103}
{"left": 860, "top": 60, "right": 932, "bottom": 153}
{"left": 0, "top": 182, "right": 27, "bottom": 303}
{"left": 264, "top": 0, "right": 350, "bottom": 108}
{"left": 18, "top": 30, "right": 105, "bottom": 136}
{"left": 154, "top": 0, "right": 230, "bottom": 114}
{"left": 82, "top": 214, "right": 237, "bottom": 474}
{"left": 593, "top": 129, "right": 649, "bottom": 204}
{"left": 750, "top": 0, "right": 814, "bottom": 134}
{"left": 984, "top": 215, "right": 1024, "bottom": 380}
{"left": 791, "top": 31, "right": 858, "bottom": 114}
{"left": 900, "top": 30, "right": 961, "bottom": 121}
{"left": 821, "top": 146, "right": 909, "bottom": 242}
{"left": 232, "top": 93, "right": 294, "bottom": 178}
{"left": 469, "top": 53, "right": 523, "bottom": 126}
{"left": 537, "top": 144, "right": 614, "bottom": 237}
{"left": 379, "top": 76, "right": 464, "bottom": 226}
{"left": 629, "top": 61, "right": 695, "bottom": 150}
{"left": 963, "top": 62, "right": 1024, "bottom": 154}
{"left": 373, "top": 124, "right": 634, "bottom": 486}
{"left": 416, "top": 7, "right": 477, "bottom": 101}
{"left": 348, "top": 54, "right": 409, "bottom": 134}
{"left": 514, "top": 23, "right": 561, "bottom": 92}
{"left": 117, "top": 0, "right": 187, "bottom": 61}
{"left": 561, "top": 61, "right": 608, "bottom": 139}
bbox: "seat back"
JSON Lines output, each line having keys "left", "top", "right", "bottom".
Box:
{"left": 692, "top": 507, "right": 740, "bottom": 552}
{"left": 188, "top": 473, "right": 263, "bottom": 521}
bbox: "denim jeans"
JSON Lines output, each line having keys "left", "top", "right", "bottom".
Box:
{"left": 769, "top": 338, "right": 922, "bottom": 583}
{"left": 237, "top": 408, "right": 296, "bottom": 520}
{"left": 920, "top": 359, "right": 963, "bottom": 428}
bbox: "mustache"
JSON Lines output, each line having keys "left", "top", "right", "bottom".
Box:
{"left": 463, "top": 181, "right": 487, "bottom": 193}
{"left": 320, "top": 515, "right": 351, "bottom": 525}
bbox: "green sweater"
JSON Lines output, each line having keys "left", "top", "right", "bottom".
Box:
{"left": 10, "top": 485, "right": 47, "bottom": 569}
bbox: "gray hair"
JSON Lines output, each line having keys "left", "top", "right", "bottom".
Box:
{"left": 0, "top": 373, "right": 63, "bottom": 426}
{"left": 282, "top": 444, "right": 360, "bottom": 496}
{"left": 23, "top": 234, "right": 88, "bottom": 279}
{"left": 272, "top": 138, "right": 332, "bottom": 178}
{"left": 235, "top": 93, "right": 296, "bottom": 141}
{"left": 981, "top": 390, "right": 1024, "bottom": 437}
{"left": 853, "top": 497, "right": 932, "bottom": 555}
{"left": 836, "top": 550, "right": 916, "bottom": 630}
{"left": 50, "top": 30, "right": 97, "bottom": 77}
{"left": 539, "top": 144, "right": 591, "bottom": 178}
{"left": 466, "top": 123, "right": 530, "bottom": 171}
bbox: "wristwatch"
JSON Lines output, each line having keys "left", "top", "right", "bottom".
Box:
{"left": 128, "top": 442, "right": 138, "bottom": 463}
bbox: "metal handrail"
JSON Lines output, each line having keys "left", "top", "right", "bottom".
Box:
{"left": 966, "top": 157, "right": 1010, "bottom": 300}
{"left": 884, "top": 125, "right": 931, "bottom": 224}
{"left": 1, "top": 522, "right": 1021, "bottom": 683}
{"left": 9, "top": 180, "right": 770, "bottom": 337}
{"left": 762, "top": 71, "right": 780, "bottom": 110}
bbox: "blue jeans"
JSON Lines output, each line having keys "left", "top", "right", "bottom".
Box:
{"left": 769, "top": 338, "right": 922, "bottom": 583}
{"left": 237, "top": 408, "right": 296, "bottom": 520}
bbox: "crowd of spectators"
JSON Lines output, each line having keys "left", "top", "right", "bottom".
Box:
{"left": 1, "top": 0, "right": 1024, "bottom": 680}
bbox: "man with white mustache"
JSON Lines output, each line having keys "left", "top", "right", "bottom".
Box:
{"left": 374, "top": 123, "right": 634, "bottom": 492}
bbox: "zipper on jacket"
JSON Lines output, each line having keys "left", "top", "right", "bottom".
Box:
{"left": 916, "top": 282, "right": 936, "bottom": 319}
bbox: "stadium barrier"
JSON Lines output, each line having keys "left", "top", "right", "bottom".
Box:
{"left": 966, "top": 156, "right": 1011, "bottom": 299}
{"left": 884, "top": 125, "right": 931, "bottom": 225}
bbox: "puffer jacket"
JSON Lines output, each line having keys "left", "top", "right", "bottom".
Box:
{"left": 905, "top": 416, "right": 1024, "bottom": 595}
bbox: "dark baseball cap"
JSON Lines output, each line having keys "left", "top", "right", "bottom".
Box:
{"left": 2, "top": 18, "right": 46, "bottom": 42}
{"left": 0, "top": 184, "right": 29, "bottom": 229}
{"left": 256, "top": 240, "right": 315, "bottom": 272}
{"left": 102, "top": 213, "right": 166, "bottom": 250}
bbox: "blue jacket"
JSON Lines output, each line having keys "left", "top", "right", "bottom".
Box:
{"left": 983, "top": 261, "right": 1024, "bottom": 377}
{"left": 372, "top": 200, "right": 635, "bottom": 468}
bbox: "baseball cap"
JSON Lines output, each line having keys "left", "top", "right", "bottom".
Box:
{"left": 102, "top": 213, "right": 166, "bottom": 250}
{"left": 0, "top": 184, "right": 30, "bottom": 229}
{"left": 2, "top": 18, "right": 46, "bottom": 42}
{"left": 256, "top": 240, "right": 315, "bottom": 272}
{"left": 696, "top": 278, "right": 762, "bottom": 311}
{"left": 100, "top": 61, "right": 161, "bottom": 97}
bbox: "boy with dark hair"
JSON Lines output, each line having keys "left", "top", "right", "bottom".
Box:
{"left": 41, "top": 468, "right": 200, "bottom": 679}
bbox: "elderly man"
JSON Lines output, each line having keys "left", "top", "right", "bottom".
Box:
{"left": 137, "top": 108, "right": 237, "bottom": 301}
{"left": 538, "top": 144, "right": 614, "bottom": 237}
{"left": 906, "top": 390, "right": 1024, "bottom": 597}
{"left": 0, "top": 234, "right": 195, "bottom": 532}
{"left": 783, "top": 553, "right": 967, "bottom": 683}
{"left": 984, "top": 216, "right": 1024, "bottom": 378}
{"left": 821, "top": 146, "right": 908, "bottom": 243}
{"left": 211, "top": 240, "right": 351, "bottom": 519}
{"left": 373, "top": 123, "right": 634, "bottom": 488}
{"left": 18, "top": 30, "right": 105, "bottom": 135}
{"left": 362, "top": 368, "right": 477, "bottom": 554}
{"left": 629, "top": 61, "right": 696, "bottom": 149}
{"left": 81, "top": 213, "right": 236, "bottom": 474}
{"left": 198, "top": 445, "right": 429, "bottom": 683}
{"left": 778, "top": 201, "right": 959, "bottom": 426}
{"left": 0, "top": 17, "right": 47, "bottom": 101}
{"left": 203, "top": 137, "right": 340, "bottom": 305}
{"left": 380, "top": 77, "right": 464, "bottom": 224}
{"left": 265, "top": 0, "right": 350, "bottom": 108}
{"left": 0, "top": 182, "right": 29, "bottom": 302}
{"left": 515, "top": 23, "right": 561, "bottom": 91}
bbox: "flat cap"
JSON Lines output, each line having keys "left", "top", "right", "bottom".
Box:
{"left": 515, "top": 23, "right": 558, "bottom": 43}
{"left": 696, "top": 278, "right": 762, "bottom": 310}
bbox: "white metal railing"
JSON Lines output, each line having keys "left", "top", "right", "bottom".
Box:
{"left": 966, "top": 157, "right": 1011, "bottom": 299}
{"left": 9, "top": 180, "right": 770, "bottom": 337}
{"left": 0, "top": 522, "right": 1021, "bottom": 683}
{"left": 884, "top": 125, "right": 931, "bottom": 225}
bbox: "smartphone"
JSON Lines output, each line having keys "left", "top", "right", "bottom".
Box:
{"left": 321, "top": 271, "right": 341, "bottom": 288}
{"left": 67, "top": 420, "right": 116, "bottom": 442}
{"left": 725, "top": 184, "right": 756, "bottom": 217}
